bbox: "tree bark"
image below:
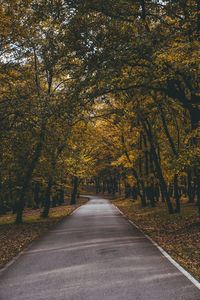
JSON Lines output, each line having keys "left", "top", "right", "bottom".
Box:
{"left": 15, "top": 124, "right": 45, "bottom": 223}
{"left": 41, "top": 177, "right": 52, "bottom": 218}
{"left": 196, "top": 172, "right": 200, "bottom": 216}
{"left": 174, "top": 174, "right": 180, "bottom": 213}
{"left": 187, "top": 170, "right": 195, "bottom": 203}
{"left": 70, "top": 176, "right": 78, "bottom": 205}
{"left": 141, "top": 119, "right": 174, "bottom": 214}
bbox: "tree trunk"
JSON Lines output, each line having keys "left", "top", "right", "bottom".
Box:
{"left": 196, "top": 173, "right": 200, "bottom": 216}
{"left": 41, "top": 177, "right": 52, "bottom": 218}
{"left": 15, "top": 123, "right": 45, "bottom": 224}
{"left": 187, "top": 170, "right": 195, "bottom": 203}
{"left": 95, "top": 177, "right": 100, "bottom": 194}
{"left": 141, "top": 119, "right": 174, "bottom": 214}
{"left": 70, "top": 176, "right": 78, "bottom": 205}
{"left": 154, "top": 184, "right": 160, "bottom": 202}
{"left": 118, "top": 176, "right": 121, "bottom": 195}
{"left": 131, "top": 186, "right": 137, "bottom": 201}
{"left": 58, "top": 188, "right": 64, "bottom": 205}
{"left": 149, "top": 149, "right": 156, "bottom": 207}
{"left": 140, "top": 180, "right": 147, "bottom": 207}
{"left": 174, "top": 174, "right": 180, "bottom": 213}
{"left": 125, "top": 182, "right": 131, "bottom": 198}
{"left": 102, "top": 180, "right": 106, "bottom": 194}
{"left": 15, "top": 196, "right": 25, "bottom": 224}
{"left": 34, "top": 182, "right": 41, "bottom": 208}
{"left": 139, "top": 133, "right": 147, "bottom": 206}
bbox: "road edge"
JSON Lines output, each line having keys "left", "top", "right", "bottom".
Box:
{"left": 0, "top": 199, "right": 90, "bottom": 275}
{"left": 112, "top": 203, "right": 200, "bottom": 290}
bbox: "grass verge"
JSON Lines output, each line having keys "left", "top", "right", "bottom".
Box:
{"left": 111, "top": 197, "right": 200, "bottom": 281}
{"left": 0, "top": 196, "right": 88, "bottom": 268}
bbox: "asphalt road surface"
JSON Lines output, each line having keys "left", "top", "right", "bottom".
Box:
{"left": 0, "top": 196, "right": 200, "bottom": 300}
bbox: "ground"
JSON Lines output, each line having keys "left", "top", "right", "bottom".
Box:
{"left": 0, "top": 196, "right": 88, "bottom": 268}
{"left": 111, "top": 196, "right": 200, "bottom": 281}
{"left": 1, "top": 194, "right": 200, "bottom": 283}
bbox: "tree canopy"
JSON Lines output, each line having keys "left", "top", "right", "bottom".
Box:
{"left": 0, "top": 0, "right": 200, "bottom": 222}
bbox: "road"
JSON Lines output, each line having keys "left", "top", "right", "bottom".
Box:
{"left": 0, "top": 196, "right": 200, "bottom": 300}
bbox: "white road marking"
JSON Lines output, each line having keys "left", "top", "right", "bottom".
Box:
{"left": 71, "top": 206, "right": 82, "bottom": 215}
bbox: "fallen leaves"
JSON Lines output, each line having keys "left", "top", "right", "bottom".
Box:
{"left": 0, "top": 197, "right": 88, "bottom": 268}
{"left": 111, "top": 197, "right": 200, "bottom": 281}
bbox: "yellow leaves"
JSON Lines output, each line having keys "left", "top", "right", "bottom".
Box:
{"left": 111, "top": 154, "right": 126, "bottom": 167}
{"left": 164, "top": 16, "right": 176, "bottom": 25}
{"left": 154, "top": 36, "right": 200, "bottom": 83}
{"left": 111, "top": 149, "right": 139, "bottom": 168}
{"left": 56, "top": 120, "right": 102, "bottom": 178}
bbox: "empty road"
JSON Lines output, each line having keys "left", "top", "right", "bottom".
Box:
{"left": 0, "top": 196, "right": 200, "bottom": 300}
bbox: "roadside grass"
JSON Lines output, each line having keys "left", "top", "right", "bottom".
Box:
{"left": 111, "top": 197, "right": 200, "bottom": 281}
{"left": 0, "top": 196, "right": 88, "bottom": 268}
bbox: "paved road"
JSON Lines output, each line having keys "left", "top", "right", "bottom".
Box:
{"left": 0, "top": 196, "right": 200, "bottom": 300}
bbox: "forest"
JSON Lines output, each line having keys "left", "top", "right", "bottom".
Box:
{"left": 0, "top": 0, "right": 200, "bottom": 229}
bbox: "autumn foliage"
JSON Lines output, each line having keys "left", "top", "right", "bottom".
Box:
{"left": 0, "top": 1, "right": 200, "bottom": 224}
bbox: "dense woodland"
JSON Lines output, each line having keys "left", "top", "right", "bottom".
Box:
{"left": 0, "top": 0, "right": 200, "bottom": 223}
